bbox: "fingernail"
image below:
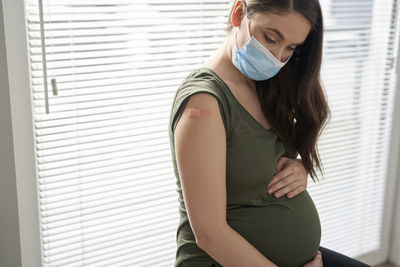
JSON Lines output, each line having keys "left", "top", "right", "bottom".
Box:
{"left": 268, "top": 189, "right": 272, "bottom": 194}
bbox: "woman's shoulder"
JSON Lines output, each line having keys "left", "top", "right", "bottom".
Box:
{"left": 169, "top": 67, "right": 232, "bottom": 136}
{"left": 174, "top": 67, "right": 232, "bottom": 108}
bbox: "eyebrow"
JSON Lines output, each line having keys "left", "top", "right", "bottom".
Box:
{"left": 265, "top": 27, "right": 305, "bottom": 46}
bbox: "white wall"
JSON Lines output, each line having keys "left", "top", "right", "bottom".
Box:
{"left": 389, "top": 172, "right": 400, "bottom": 264}
{"left": 1, "top": 0, "right": 43, "bottom": 266}
{"left": 388, "top": 36, "right": 400, "bottom": 263}
{"left": 0, "top": 0, "right": 22, "bottom": 266}
{"left": 387, "top": 11, "right": 400, "bottom": 263}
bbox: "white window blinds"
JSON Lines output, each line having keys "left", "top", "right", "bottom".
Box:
{"left": 315, "top": 0, "right": 399, "bottom": 258}
{"left": 23, "top": 0, "right": 399, "bottom": 266}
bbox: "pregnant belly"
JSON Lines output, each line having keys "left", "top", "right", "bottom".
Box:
{"left": 226, "top": 190, "right": 321, "bottom": 267}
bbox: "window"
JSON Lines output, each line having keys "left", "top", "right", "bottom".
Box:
{"left": 20, "top": 0, "right": 400, "bottom": 265}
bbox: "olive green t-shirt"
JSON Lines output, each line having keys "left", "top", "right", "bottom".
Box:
{"left": 168, "top": 67, "right": 321, "bottom": 267}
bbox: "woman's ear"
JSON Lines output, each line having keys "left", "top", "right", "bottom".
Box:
{"left": 231, "top": 0, "right": 245, "bottom": 27}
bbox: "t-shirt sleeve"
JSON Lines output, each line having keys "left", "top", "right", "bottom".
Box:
{"left": 169, "top": 83, "right": 231, "bottom": 137}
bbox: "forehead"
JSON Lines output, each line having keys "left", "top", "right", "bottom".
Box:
{"left": 251, "top": 11, "right": 311, "bottom": 43}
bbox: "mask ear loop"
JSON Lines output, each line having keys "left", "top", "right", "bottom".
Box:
{"left": 246, "top": 17, "right": 252, "bottom": 40}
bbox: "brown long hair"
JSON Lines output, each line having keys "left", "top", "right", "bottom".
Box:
{"left": 226, "top": 0, "right": 331, "bottom": 183}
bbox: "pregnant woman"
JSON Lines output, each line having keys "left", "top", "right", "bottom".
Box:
{"left": 168, "top": 0, "right": 371, "bottom": 266}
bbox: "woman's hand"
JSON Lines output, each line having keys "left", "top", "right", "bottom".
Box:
{"left": 267, "top": 157, "right": 308, "bottom": 199}
{"left": 303, "top": 250, "right": 323, "bottom": 267}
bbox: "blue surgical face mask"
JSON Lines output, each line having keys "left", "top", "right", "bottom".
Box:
{"left": 232, "top": 16, "right": 292, "bottom": 81}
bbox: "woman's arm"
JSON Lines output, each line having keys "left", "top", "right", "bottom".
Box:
{"left": 174, "top": 92, "right": 276, "bottom": 267}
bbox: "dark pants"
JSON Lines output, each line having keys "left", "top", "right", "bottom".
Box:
{"left": 319, "top": 246, "right": 372, "bottom": 267}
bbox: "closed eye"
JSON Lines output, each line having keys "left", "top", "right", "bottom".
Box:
{"left": 264, "top": 34, "right": 296, "bottom": 51}
{"left": 264, "top": 34, "right": 276, "bottom": 44}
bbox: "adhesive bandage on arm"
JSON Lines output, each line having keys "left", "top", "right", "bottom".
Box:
{"left": 183, "top": 108, "right": 211, "bottom": 118}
